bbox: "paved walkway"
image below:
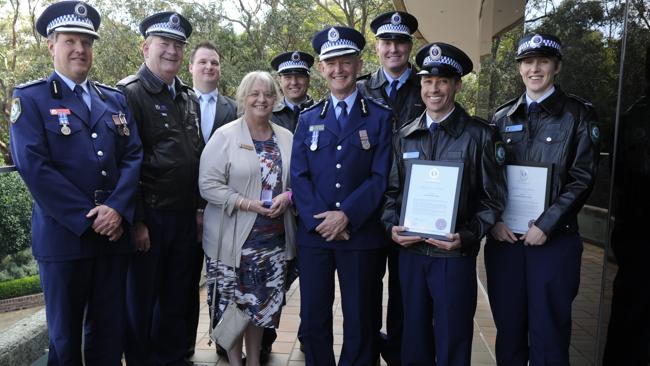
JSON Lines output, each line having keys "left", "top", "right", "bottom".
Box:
{"left": 188, "top": 242, "right": 610, "bottom": 366}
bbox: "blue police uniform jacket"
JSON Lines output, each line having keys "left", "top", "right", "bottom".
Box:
{"left": 291, "top": 93, "right": 393, "bottom": 250}
{"left": 9, "top": 72, "right": 143, "bottom": 261}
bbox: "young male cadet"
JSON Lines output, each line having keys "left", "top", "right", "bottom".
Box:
{"left": 271, "top": 51, "right": 315, "bottom": 132}
{"left": 118, "top": 11, "right": 203, "bottom": 366}
{"left": 358, "top": 11, "right": 424, "bottom": 130}
{"left": 291, "top": 26, "right": 393, "bottom": 366}
{"left": 9, "top": 1, "right": 142, "bottom": 364}
{"left": 485, "top": 33, "right": 599, "bottom": 366}
{"left": 357, "top": 11, "right": 424, "bottom": 365}
{"left": 381, "top": 42, "right": 507, "bottom": 366}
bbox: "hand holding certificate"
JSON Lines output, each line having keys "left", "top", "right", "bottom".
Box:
{"left": 399, "top": 160, "right": 463, "bottom": 241}
{"left": 501, "top": 163, "right": 551, "bottom": 235}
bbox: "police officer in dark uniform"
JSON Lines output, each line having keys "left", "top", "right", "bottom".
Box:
{"left": 270, "top": 51, "right": 315, "bottom": 132}
{"left": 357, "top": 11, "right": 424, "bottom": 130}
{"left": 357, "top": 12, "right": 424, "bottom": 365}
{"left": 9, "top": 2, "right": 142, "bottom": 364}
{"left": 291, "top": 26, "right": 393, "bottom": 366}
{"left": 381, "top": 42, "right": 506, "bottom": 366}
{"left": 485, "top": 34, "right": 599, "bottom": 366}
{"left": 118, "top": 11, "right": 202, "bottom": 366}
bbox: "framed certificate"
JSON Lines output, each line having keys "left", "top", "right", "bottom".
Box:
{"left": 502, "top": 162, "right": 552, "bottom": 234}
{"left": 399, "top": 160, "right": 463, "bottom": 240}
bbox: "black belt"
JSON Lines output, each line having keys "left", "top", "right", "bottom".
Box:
{"left": 407, "top": 242, "right": 465, "bottom": 258}
{"left": 94, "top": 190, "right": 112, "bottom": 205}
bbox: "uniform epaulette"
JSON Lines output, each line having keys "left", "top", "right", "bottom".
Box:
{"left": 116, "top": 74, "right": 139, "bottom": 87}
{"left": 365, "top": 96, "right": 392, "bottom": 111}
{"left": 92, "top": 81, "right": 120, "bottom": 93}
{"left": 472, "top": 116, "right": 493, "bottom": 127}
{"left": 14, "top": 78, "right": 46, "bottom": 89}
{"left": 302, "top": 99, "right": 325, "bottom": 113}
{"left": 495, "top": 96, "right": 519, "bottom": 113}
{"left": 356, "top": 73, "right": 371, "bottom": 81}
{"left": 568, "top": 94, "right": 593, "bottom": 108}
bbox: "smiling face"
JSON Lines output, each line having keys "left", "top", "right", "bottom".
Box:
{"left": 48, "top": 32, "right": 94, "bottom": 84}
{"left": 279, "top": 73, "right": 310, "bottom": 105}
{"left": 375, "top": 38, "right": 412, "bottom": 78}
{"left": 143, "top": 35, "right": 185, "bottom": 84}
{"left": 420, "top": 75, "right": 461, "bottom": 120}
{"left": 518, "top": 56, "right": 561, "bottom": 99}
{"left": 189, "top": 47, "right": 221, "bottom": 92}
{"left": 243, "top": 79, "right": 277, "bottom": 121}
{"left": 319, "top": 54, "right": 363, "bottom": 99}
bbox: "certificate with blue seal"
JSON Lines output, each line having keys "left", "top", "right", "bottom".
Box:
{"left": 502, "top": 162, "right": 552, "bottom": 234}
{"left": 399, "top": 160, "right": 463, "bottom": 240}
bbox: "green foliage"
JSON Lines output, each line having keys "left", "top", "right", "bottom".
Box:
{"left": 0, "top": 275, "right": 42, "bottom": 300}
{"left": 0, "top": 248, "right": 38, "bottom": 282}
{"left": 0, "top": 172, "right": 33, "bottom": 257}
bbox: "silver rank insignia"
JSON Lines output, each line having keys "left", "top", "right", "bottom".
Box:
{"left": 10, "top": 98, "right": 21, "bottom": 123}
{"left": 359, "top": 130, "right": 370, "bottom": 150}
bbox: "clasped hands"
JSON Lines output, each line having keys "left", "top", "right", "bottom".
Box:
{"left": 489, "top": 222, "right": 547, "bottom": 246}
{"left": 314, "top": 211, "right": 350, "bottom": 242}
{"left": 239, "top": 192, "right": 292, "bottom": 219}
{"left": 86, "top": 205, "right": 123, "bottom": 241}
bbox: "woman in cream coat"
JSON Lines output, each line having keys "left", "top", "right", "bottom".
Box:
{"left": 199, "top": 71, "right": 296, "bottom": 366}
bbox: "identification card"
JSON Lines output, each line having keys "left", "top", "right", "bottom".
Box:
{"left": 505, "top": 124, "right": 524, "bottom": 133}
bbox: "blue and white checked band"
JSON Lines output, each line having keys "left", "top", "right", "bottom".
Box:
{"left": 278, "top": 60, "right": 309, "bottom": 72}
{"left": 320, "top": 39, "right": 360, "bottom": 56}
{"left": 146, "top": 21, "right": 186, "bottom": 38}
{"left": 47, "top": 14, "right": 94, "bottom": 34}
{"left": 422, "top": 55, "right": 463, "bottom": 75}
{"left": 517, "top": 38, "right": 561, "bottom": 55}
{"left": 376, "top": 23, "right": 411, "bottom": 36}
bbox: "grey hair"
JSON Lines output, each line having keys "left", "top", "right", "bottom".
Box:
{"left": 235, "top": 71, "right": 281, "bottom": 115}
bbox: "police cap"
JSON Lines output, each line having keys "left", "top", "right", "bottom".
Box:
{"left": 139, "top": 12, "right": 192, "bottom": 44}
{"left": 312, "top": 26, "right": 365, "bottom": 61}
{"left": 36, "top": 1, "right": 101, "bottom": 39}
{"left": 416, "top": 42, "right": 473, "bottom": 78}
{"left": 370, "top": 11, "right": 418, "bottom": 40}
{"left": 271, "top": 51, "right": 314, "bottom": 75}
{"left": 516, "top": 33, "right": 562, "bottom": 61}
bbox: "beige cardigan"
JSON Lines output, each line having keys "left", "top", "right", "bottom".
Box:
{"left": 199, "top": 117, "right": 296, "bottom": 267}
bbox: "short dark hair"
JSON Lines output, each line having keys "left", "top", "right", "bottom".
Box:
{"left": 189, "top": 41, "right": 221, "bottom": 63}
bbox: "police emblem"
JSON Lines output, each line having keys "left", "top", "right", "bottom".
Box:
{"left": 169, "top": 13, "right": 180, "bottom": 26}
{"left": 328, "top": 27, "right": 339, "bottom": 42}
{"left": 531, "top": 34, "right": 543, "bottom": 48}
{"left": 391, "top": 12, "right": 402, "bottom": 25}
{"left": 591, "top": 125, "right": 600, "bottom": 143}
{"left": 429, "top": 44, "right": 442, "bottom": 61}
{"left": 10, "top": 98, "right": 21, "bottom": 123}
{"left": 495, "top": 141, "right": 506, "bottom": 165}
{"left": 291, "top": 52, "right": 300, "bottom": 61}
{"left": 75, "top": 3, "right": 88, "bottom": 17}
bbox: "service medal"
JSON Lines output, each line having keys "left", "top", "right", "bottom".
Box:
{"left": 61, "top": 125, "right": 71, "bottom": 135}
{"left": 123, "top": 126, "right": 130, "bottom": 136}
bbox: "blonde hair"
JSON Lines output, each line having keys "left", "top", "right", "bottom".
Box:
{"left": 235, "top": 71, "right": 281, "bottom": 115}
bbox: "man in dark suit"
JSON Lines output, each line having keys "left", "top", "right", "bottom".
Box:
{"left": 9, "top": 1, "right": 142, "bottom": 364}
{"left": 189, "top": 41, "right": 237, "bottom": 143}
{"left": 187, "top": 40, "right": 238, "bottom": 359}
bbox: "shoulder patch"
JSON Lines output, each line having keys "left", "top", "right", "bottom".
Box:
{"left": 93, "top": 81, "right": 120, "bottom": 93}
{"left": 117, "top": 74, "right": 139, "bottom": 87}
{"left": 10, "top": 98, "right": 21, "bottom": 123}
{"left": 589, "top": 122, "right": 600, "bottom": 144}
{"left": 365, "top": 96, "right": 392, "bottom": 111}
{"left": 14, "top": 78, "right": 46, "bottom": 89}
{"left": 495, "top": 141, "right": 506, "bottom": 165}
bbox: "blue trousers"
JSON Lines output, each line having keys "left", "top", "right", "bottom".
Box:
{"left": 298, "top": 246, "right": 384, "bottom": 366}
{"left": 399, "top": 250, "right": 477, "bottom": 366}
{"left": 125, "top": 208, "right": 198, "bottom": 366}
{"left": 39, "top": 254, "right": 129, "bottom": 366}
{"left": 376, "top": 245, "right": 403, "bottom": 365}
{"left": 484, "top": 233, "right": 582, "bottom": 366}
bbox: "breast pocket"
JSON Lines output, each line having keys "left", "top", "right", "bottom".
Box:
{"left": 349, "top": 131, "right": 379, "bottom": 151}
{"left": 503, "top": 131, "right": 525, "bottom": 145}
{"left": 303, "top": 132, "right": 332, "bottom": 152}
{"left": 43, "top": 116, "right": 87, "bottom": 160}
{"left": 536, "top": 128, "right": 567, "bottom": 145}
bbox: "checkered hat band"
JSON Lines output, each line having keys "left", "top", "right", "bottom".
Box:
{"left": 423, "top": 56, "right": 463, "bottom": 75}
{"left": 278, "top": 60, "right": 309, "bottom": 72}
{"left": 47, "top": 14, "right": 94, "bottom": 34}
{"left": 376, "top": 23, "right": 411, "bottom": 36}
{"left": 146, "top": 22, "right": 186, "bottom": 38}
{"left": 320, "top": 39, "right": 360, "bottom": 55}
{"left": 517, "top": 39, "right": 561, "bottom": 54}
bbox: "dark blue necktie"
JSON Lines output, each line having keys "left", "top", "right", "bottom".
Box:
{"left": 337, "top": 101, "right": 348, "bottom": 128}
{"left": 73, "top": 85, "right": 90, "bottom": 119}
{"left": 528, "top": 101, "right": 540, "bottom": 117}
{"left": 293, "top": 105, "right": 301, "bottom": 115}
{"left": 429, "top": 121, "right": 438, "bottom": 135}
{"left": 388, "top": 80, "right": 399, "bottom": 103}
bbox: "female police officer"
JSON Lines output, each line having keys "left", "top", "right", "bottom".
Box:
{"left": 485, "top": 34, "right": 599, "bottom": 366}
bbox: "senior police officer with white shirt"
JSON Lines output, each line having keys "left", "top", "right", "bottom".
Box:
{"left": 291, "top": 26, "right": 393, "bottom": 366}
{"left": 9, "top": 1, "right": 142, "bottom": 364}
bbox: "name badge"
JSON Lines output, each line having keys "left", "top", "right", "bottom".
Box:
{"left": 309, "top": 124, "right": 325, "bottom": 132}
{"left": 505, "top": 124, "right": 524, "bottom": 133}
{"left": 403, "top": 151, "right": 420, "bottom": 159}
{"left": 239, "top": 143, "right": 254, "bottom": 150}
